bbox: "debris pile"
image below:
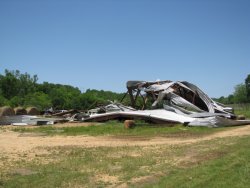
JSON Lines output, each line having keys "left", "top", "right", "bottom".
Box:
{"left": 1, "top": 80, "right": 249, "bottom": 127}
{"left": 0, "top": 106, "right": 66, "bottom": 125}
{"left": 76, "top": 80, "right": 250, "bottom": 127}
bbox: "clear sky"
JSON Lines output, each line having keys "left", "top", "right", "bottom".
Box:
{"left": 0, "top": 0, "right": 249, "bottom": 98}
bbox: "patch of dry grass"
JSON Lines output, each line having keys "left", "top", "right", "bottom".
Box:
{"left": 1, "top": 135, "right": 249, "bottom": 187}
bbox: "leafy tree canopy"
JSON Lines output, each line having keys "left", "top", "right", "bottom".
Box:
{"left": 1, "top": 69, "right": 249, "bottom": 110}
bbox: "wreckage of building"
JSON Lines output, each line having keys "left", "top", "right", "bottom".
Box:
{"left": 0, "top": 80, "right": 249, "bottom": 127}
{"left": 79, "top": 80, "right": 250, "bottom": 127}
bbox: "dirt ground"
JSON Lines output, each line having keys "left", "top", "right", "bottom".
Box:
{"left": 1, "top": 124, "right": 250, "bottom": 158}
{"left": 1, "top": 124, "right": 250, "bottom": 187}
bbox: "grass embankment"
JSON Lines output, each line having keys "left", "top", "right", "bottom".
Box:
{"left": 12, "top": 121, "right": 224, "bottom": 137}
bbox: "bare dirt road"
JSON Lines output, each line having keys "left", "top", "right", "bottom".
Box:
{"left": 1, "top": 124, "right": 250, "bottom": 155}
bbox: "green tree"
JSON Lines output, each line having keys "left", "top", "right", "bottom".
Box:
{"left": 18, "top": 71, "right": 38, "bottom": 97}
{"left": 228, "top": 94, "right": 234, "bottom": 104}
{"left": 0, "top": 70, "right": 19, "bottom": 99}
{"left": 24, "top": 92, "right": 52, "bottom": 110}
{"left": 0, "top": 69, "right": 129, "bottom": 110}
{"left": 0, "top": 95, "right": 8, "bottom": 106}
{"left": 245, "top": 74, "right": 250, "bottom": 102}
{"left": 233, "top": 84, "right": 248, "bottom": 103}
{"left": 9, "top": 96, "right": 24, "bottom": 107}
{"left": 49, "top": 86, "right": 81, "bottom": 109}
{"left": 0, "top": 70, "right": 38, "bottom": 99}
{"left": 215, "top": 96, "right": 228, "bottom": 104}
{"left": 79, "top": 92, "right": 105, "bottom": 110}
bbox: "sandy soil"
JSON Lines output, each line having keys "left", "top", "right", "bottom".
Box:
{"left": 1, "top": 124, "right": 250, "bottom": 156}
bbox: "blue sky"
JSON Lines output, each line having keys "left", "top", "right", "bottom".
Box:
{"left": 0, "top": 0, "right": 249, "bottom": 97}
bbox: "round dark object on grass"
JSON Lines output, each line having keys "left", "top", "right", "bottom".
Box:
{"left": 0, "top": 106, "right": 15, "bottom": 116}
{"left": 26, "top": 107, "right": 40, "bottom": 115}
{"left": 14, "top": 107, "right": 27, "bottom": 115}
{"left": 237, "top": 115, "right": 245, "bottom": 120}
{"left": 124, "top": 120, "right": 136, "bottom": 129}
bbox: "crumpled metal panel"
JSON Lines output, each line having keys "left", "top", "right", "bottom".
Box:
{"left": 188, "top": 116, "right": 250, "bottom": 127}
{"left": 81, "top": 80, "right": 244, "bottom": 127}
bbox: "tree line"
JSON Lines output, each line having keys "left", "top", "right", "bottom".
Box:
{"left": 0, "top": 70, "right": 129, "bottom": 111}
{"left": 0, "top": 70, "right": 249, "bottom": 111}
{"left": 214, "top": 74, "right": 250, "bottom": 104}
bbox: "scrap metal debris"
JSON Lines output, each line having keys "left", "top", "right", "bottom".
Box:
{"left": 0, "top": 106, "right": 69, "bottom": 125}
{"left": 76, "top": 80, "right": 250, "bottom": 127}
{"left": 0, "top": 115, "right": 66, "bottom": 126}
{"left": 1, "top": 80, "right": 249, "bottom": 127}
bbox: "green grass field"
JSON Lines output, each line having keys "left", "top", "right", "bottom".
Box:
{"left": 12, "top": 120, "right": 224, "bottom": 137}
{"left": 1, "top": 134, "right": 249, "bottom": 187}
